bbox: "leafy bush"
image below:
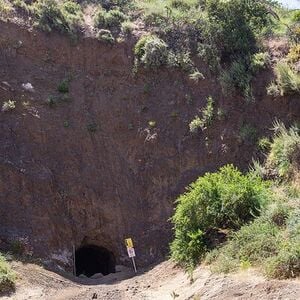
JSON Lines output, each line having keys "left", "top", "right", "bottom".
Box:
{"left": 96, "top": 29, "right": 115, "bottom": 43}
{"left": 258, "top": 137, "right": 271, "bottom": 151}
{"left": 272, "top": 62, "right": 300, "bottom": 96}
{"left": 57, "top": 79, "right": 69, "bottom": 93}
{"left": 264, "top": 241, "right": 300, "bottom": 279}
{"left": 0, "top": 254, "right": 15, "bottom": 294}
{"left": 220, "top": 59, "right": 253, "bottom": 101}
{"left": 189, "top": 96, "right": 214, "bottom": 133}
{"left": 250, "top": 52, "right": 270, "bottom": 73}
{"left": 207, "top": 192, "right": 299, "bottom": 276}
{"left": 134, "top": 35, "right": 168, "bottom": 68}
{"left": 121, "top": 20, "right": 134, "bottom": 35}
{"left": 0, "top": 0, "right": 12, "bottom": 16}
{"left": 33, "top": 0, "right": 82, "bottom": 34}
{"left": 170, "top": 164, "right": 270, "bottom": 269}
{"left": 267, "top": 81, "right": 280, "bottom": 97}
{"left": 2, "top": 100, "right": 16, "bottom": 112}
{"left": 94, "top": 8, "right": 127, "bottom": 30}
{"left": 266, "top": 121, "right": 300, "bottom": 179}
{"left": 239, "top": 123, "right": 257, "bottom": 144}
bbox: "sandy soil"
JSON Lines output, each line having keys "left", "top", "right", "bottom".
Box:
{"left": 2, "top": 260, "right": 300, "bottom": 300}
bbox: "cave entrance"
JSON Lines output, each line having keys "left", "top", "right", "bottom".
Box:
{"left": 75, "top": 245, "right": 116, "bottom": 277}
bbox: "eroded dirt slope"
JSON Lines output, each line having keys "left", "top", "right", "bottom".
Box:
{"left": 3, "top": 260, "right": 300, "bottom": 300}
{"left": 0, "top": 20, "right": 299, "bottom": 268}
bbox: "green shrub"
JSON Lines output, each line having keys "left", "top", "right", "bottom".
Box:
{"left": 33, "top": 0, "right": 82, "bottom": 34}
{"left": 239, "top": 123, "right": 257, "bottom": 144}
{"left": 264, "top": 241, "right": 300, "bottom": 279}
{"left": 96, "top": 29, "right": 115, "bottom": 43}
{"left": 170, "top": 164, "right": 270, "bottom": 269}
{"left": 0, "top": 254, "right": 15, "bottom": 294}
{"left": 250, "top": 52, "right": 270, "bottom": 73}
{"left": 267, "top": 81, "right": 280, "bottom": 97}
{"left": 258, "top": 137, "right": 271, "bottom": 151}
{"left": 0, "top": 0, "right": 12, "bottom": 16}
{"left": 220, "top": 59, "right": 253, "bottom": 101}
{"left": 273, "top": 62, "right": 300, "bottom": 96}
{"left": 94, "top": 8, "right": 127, "bottom": 29}
{"left": 267, "top": 121, "right": 300, "bottom": 179}
{"left": 287, "top": 44, "right": 300, "bottom": 64}
{"left": 57, "top": 79, "right": 69, "bottom": 93}
{"left": 189, "top": 96, "right": 214, "bottom": 133}
{"left": 121, "top": 20, "right": 134, "bottom": 35}
{"left": 134, "top": 35, "right": 168, "bottom": 68}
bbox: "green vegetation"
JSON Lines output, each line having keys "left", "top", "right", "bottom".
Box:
{"left": 170, "top": 164, "right": 270, "bottom": 269}
{"left": 94, "top": 8, "right": 127, "bottom": 30}
{"left": 266, "top": 121, "right": 300, "bottom": 179}
{"left": 189, "top": 96, "right": 214, "bottom": 133}
{"left": 207, "top": 186, "right": 300, "bottom": 279}
{"left": 0, "top": 254, "right": 15, "bottom": 294}
{"left": 134, "top": 35, "right": 168, "bottom": 68}
{"left": 32, "top": 0, "right": 83, "bottom": 35}
{"left": 171, "top": 122, "right": 300, "bottom": 279}
{"left": 239, "top": 123, "right": 258, "bottom": 144}
{"left": 57, "top": 79, "right": 69, "bottom": 94}
{"left": 268, "top": 62, "right": 300, "bottom": 96}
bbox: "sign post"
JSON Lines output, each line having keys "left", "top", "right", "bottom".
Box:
{"left": 125, "top": 238, "right": 137, "bottom": 273}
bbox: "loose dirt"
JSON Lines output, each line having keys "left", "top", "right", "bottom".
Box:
{"left": 3, "top": 260, "right": 300, "bottom": 300}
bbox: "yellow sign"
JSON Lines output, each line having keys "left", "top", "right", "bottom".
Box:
{"left": 125, "top": 238, "right": 133, "bottom": 248}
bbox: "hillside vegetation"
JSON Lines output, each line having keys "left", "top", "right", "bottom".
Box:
{"left": 0, "top": 0, "right": 299, "bottom": 100}
{"left": 171, "top": 122, "right": 300, "bottom": 279}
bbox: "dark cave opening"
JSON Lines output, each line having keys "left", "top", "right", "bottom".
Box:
{"left": 75, "top": 245, "right": 116, "bottom": 277}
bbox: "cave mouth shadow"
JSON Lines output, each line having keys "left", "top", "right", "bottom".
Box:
{"left": 75, "top": 244, "right": 116, "bottom": 277}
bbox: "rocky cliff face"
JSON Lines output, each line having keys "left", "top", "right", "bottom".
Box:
{"left": 0, "top": 20, "right": 299, "bottom": 269}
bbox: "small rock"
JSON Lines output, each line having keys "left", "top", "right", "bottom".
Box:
{"left": 22, "top": 83, "right": 34, "bottom": 92}
{"left": 90, "top": 272, "right": 104, "bottom": 279}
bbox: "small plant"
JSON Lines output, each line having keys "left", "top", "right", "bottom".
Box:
{"left": 272, "top": 62, "right": 300, "bottom": 96}
{"left": 216, "top": 107, "right": 227, "bottom": 121}
{"left": 94, "top": 8, "right": 127, "bottom": 30}
{"left": 58, "top": 79, "right": 69, "bottom": 93}
{"left": 189, "top": 70, "right": 205, "bottom": 82}
{"left": 239, "top": 123, "right": 257, "bottom": 144}
{"left": 287, "top": 45, "right": 300, "bottom": 64}
{"left": 47, "top": 95, "right": 56, "bottom": 108}
{"left": 32, "top": 0, "right": 82, "bottom": 34}
{"left": 258, "top": 137, "right": 271, "bottom": 151}
{"left": 63, "top": 120, "right": 70, "bottom": 128}
{"left": 87, "top": 123, "right": 98, "bottom": 132}
{"left": 189, "top": 96, "right": 214, "bottom": 133}
{"left": 134, "top": 35, "right": 168, "bottom": 68}
{"left": 121, "top": 20, "right": 134, "bottom": 35}
{"left": 266, "top": 121, "right": 300, "bottom": 179}
{"left": 250, "top": 52, "right": 270, "bottom": 73}
{"left": 0, "top": 254, "right": 15, "bottom": 294}
{"left": 267, "top": 81, "right": 280, "bottom": 97}
{"left": 96, "top": 29, "right": 115, "bottom": 44}
{"left": 2, "top": 100, "right": 16, "bottom": 112}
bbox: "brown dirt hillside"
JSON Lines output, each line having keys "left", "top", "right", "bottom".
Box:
{"left": 0, "top": 19, "right": 299, "bottom": 270}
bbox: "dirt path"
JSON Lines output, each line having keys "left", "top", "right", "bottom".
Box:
{"left": 3, "top": 260, "right": 300, "bottom": 300}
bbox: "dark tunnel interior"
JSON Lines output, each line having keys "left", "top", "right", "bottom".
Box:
{"left": 75, "top": 245, "right": 116, "bottom": 277}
